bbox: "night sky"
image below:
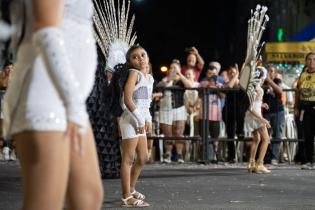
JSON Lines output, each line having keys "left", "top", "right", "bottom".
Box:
{"left": 131, "top": 0, "right": 271, "bottom": 80}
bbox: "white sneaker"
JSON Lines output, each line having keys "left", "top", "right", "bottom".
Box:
{"left": 3, "top": 147, "right": 10, "bottom": 161}
{"left": 163, "top": 153, "right": 171, "bottom": 163}
{"left": 283, "top": 153, "right": 288, "bottom": 161}
{"left": 9, "top": 150, "right": 17, "bottom": 161}
{"left": 177, "top": 155, "right": 184, "bottom": 163}
{"left": 271, "top": 159, "right": 278, "bottom": 165}
{"left": 301, "top": 162, "right": 312, "bottom": 170}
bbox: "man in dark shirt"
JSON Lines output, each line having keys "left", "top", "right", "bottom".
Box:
{"left": 263, "top": 77, "right": 284, "bottom": 164}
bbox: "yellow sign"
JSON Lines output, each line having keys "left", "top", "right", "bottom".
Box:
{"left": 265, "top": 42, "right": 315, "bottom": 63}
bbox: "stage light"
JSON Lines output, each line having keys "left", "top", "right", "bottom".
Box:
{"left": 160, "top": 66, "right": 168, "bottom": 73}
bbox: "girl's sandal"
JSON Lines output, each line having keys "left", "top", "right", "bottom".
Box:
{"left": 121, "top": 195, "right": 150, "bottom": 208}
{"left": 131, "top": 190, "right": 146, "bottom": 200}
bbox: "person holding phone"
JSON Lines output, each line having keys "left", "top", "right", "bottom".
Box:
{"left": 157, "top": 59, "right": 192, "bottom": 163}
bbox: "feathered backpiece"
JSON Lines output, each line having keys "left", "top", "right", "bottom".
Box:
{"left": 239, "top": 5, "right": 269, "bottom": 107}
{"left": 93, "top": 0, "right": 137, "bottom": 72}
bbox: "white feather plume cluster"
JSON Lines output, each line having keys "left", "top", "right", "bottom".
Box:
{"left": 0, "top": 20, "right": 14, "bottom": 41}
{"left": 93, "top": 0, "right": 137, "bottom": 72}
{"left": 106, "top": 40, "right": 129, "bottom": 70}
{"left": 239, "top": 4, "right": 269, "bottom": 107}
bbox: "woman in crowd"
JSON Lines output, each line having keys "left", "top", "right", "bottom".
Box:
{"left": 158, "top": 59, "right": 192, "bottom": 163}
{"left": 200, "top": 75, "right": 225, "bottom": 162}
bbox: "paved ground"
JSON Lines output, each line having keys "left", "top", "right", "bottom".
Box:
{"left": 1, "top": 161, "right": 315, "bottom": 210}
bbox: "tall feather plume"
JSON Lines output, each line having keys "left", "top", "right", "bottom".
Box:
{"left": 93, "top": 0, "right": 137, "bottom": 71}
{"left": 239, "top": 4, "right": 269, "bottom": 107}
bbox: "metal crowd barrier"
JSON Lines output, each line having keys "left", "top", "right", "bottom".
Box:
{"left": 149, "top": 86, "right": 302, "bottom": 163}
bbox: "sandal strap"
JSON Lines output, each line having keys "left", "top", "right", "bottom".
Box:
{"left": 121, "top": 196, "right": 150, "bottom": 207}
{"left": 121, "top": 195, "right": 134, "bottom": 204}
{"left": 133, "top": 199, "right": 150, "bottom": 207}
{"left": 131, "top": 190, "right": 145, "bottom": 200}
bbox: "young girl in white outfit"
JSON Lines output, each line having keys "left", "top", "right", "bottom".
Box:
{"left": 119, "top": 45, "right": 153, "bottom": 207}
{"left": 244, "top": 67, "right": 271, "bottom": 174}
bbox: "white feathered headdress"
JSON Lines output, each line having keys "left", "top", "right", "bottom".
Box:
{"left": 239, "top": 5, "right": 269, "bottom": 106}
{"left": 93, "top": 0, "right": 137, "bottom": 72}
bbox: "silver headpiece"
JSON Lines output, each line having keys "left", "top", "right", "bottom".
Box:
{"left": 93, "top": 0, "right": 137, "bottom": 72}
{"left": 239, "top": 4, "right": 269, "bottom": 106}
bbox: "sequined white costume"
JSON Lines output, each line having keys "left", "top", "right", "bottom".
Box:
{"left": 119, "top": 69, "right": 154, "bottom": 140}
{"left": 244, "top": 85, "right": 264, "bottom": 133}
{"left": 3, "top": 0, "right": 96, "bottom": 139}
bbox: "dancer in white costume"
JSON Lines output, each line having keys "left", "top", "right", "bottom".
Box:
{"left": 119, "top": 45, "right": 152, "bottom": 208}
{"left": 3, "top": 1, "right": 103, "bottom": 209}
{"left": 239, "top": 5, "right": 271, "bottom": 174}
{"left": 93, "top": 0, "right": 150, "bottom": 207}
{"left": 244, "top": 67, "right": 271, "bottom": 174}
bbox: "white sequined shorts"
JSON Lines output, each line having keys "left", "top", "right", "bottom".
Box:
{"left": 119, "top": 112, "right": 146, "bottom": 140}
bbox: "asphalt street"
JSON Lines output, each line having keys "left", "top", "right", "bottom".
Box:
{"left": 1, "top": 161, "right": 315, "bottom": 210}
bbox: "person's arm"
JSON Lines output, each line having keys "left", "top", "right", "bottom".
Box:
{"left": 265, "top": 77, "right": 282, "bottom": 94}
{"left": 224, "top": 64, "right": 240, "bottom": 88}
{"left": 156, "top": 77, "right": 171, "bottom": 88}
{"left": 176, "top": 70, "right": 192, "bottom": 88}
{"left": 33, "top": 0, "right": 63, "bottom": 30}
{"left": 124, "top": 70, "right": 145, "bottom": 128}
{"left": 33, "top": 0, "right": 89, "bottom": 130}
{"left": 294, "top": 78, "right": 301, "bottom": 117}
{"left": 191, "top": 47, "right": 204, "bottom": 70}
{"left": 224, "top": 74, "right": 239, "bottom": 88}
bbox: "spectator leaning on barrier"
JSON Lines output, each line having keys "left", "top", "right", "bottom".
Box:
{"left": 200, "top": 61, "right": 225, "bottom": 87}
{"left": 199, "top": 75, "right": 225, "bottom": 162}
{"left": 181, "top": 47, "right": 205, "bottom": 81}
{"left": 157, "top": 59, "right": 192, "bottom": 163}
{"left": 222, "top": 64, "right": 247, "bottom": 163}
{"left": 184, "top": 68, "right": 200, "bottom": 136}
{"left": 295, "top": 52, "right": 315, "bottom": 170}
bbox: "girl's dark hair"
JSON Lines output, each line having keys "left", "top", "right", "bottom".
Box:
{"left": 126, "top": 44, "right": 144, "bottom": 64}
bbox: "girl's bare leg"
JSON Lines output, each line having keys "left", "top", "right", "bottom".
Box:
{"left": 257, "top": 126, "right": 270, "bottom": 161}
{"left": 120, "top": 137, "right": 139, "bottom": 199}
{"left": 173, "top": 120, "right": 186, "bottom": 156}
{"left": 249, "top": 130, "right": 261, "bottom": 160}
{"left": 130, "top": 135, "right": 149, "bottom": 192}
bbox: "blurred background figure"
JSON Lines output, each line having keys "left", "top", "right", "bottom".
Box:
{"left": 199, "top": 75, "right": 225, "bottom": 162}
{"left": 295, "top": 52, "right": 315, "bottom": 170}
{"left": 181, "top": 47, "right": 205, "bottom": 81}
{"left": 184, "top": 68, "right": 200, "bottom": 160}
{"left": 222, "top": 64, "right": 246, "bottom": 163}
{"left": 158, "top": 59, "right": 192, "bottom": 163}
{"left": 0, "top": 60, "right": 15, "bottom": 161}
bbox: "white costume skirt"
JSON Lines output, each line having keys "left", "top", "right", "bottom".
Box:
{"left": 244, "top": 111, "right": 264, "bottom": 133}
{"left": 3, "top": 24, "right": 96, "bottom": 139}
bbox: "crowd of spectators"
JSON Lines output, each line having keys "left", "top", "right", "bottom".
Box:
{"left": 1, "top": 49, "right": 314, "bottom": 170}
{"left": 149, "top": 47, "right": 312, "bottom": 168}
